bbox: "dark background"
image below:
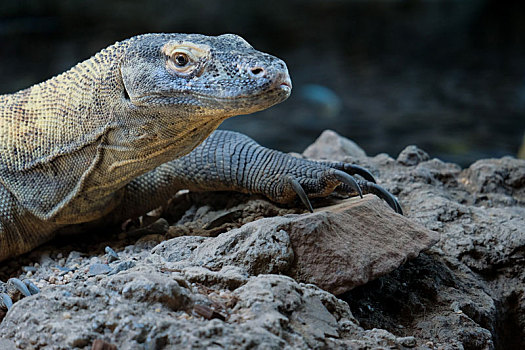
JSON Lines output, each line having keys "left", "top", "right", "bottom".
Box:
{"left": 1, "top": 0, "right": 524, "bottom": 166}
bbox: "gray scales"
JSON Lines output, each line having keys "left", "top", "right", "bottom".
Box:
{"left": 0, "top": 33, "right": 400, "bottom": 309}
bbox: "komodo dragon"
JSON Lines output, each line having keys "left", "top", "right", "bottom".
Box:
{"left": 0, "top": 33, "right": 401, "bottom": 309}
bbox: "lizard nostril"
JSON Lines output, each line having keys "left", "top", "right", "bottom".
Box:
{"left": 250, "top": 67, "right": 265, "bottom": 76}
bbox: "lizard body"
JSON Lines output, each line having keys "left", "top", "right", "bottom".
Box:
{"left": 0, "top": 33, "right": 400, "bottom": 266}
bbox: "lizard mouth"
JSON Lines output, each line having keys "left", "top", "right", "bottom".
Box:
{"left": 129, "top": 70, "right": 292, "bottom": 108}
{"left": 132, "top": 84, "right": 291, "bottom": 109}
{"left": 272, "top": 72, "right": 292, "bottom": 94}
{"left": 277, "top": 75, "right": 292, "bottom": 90}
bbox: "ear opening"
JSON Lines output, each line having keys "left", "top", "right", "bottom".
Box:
{"left": 123, "top": 85, "right": 130, "bottom": 100}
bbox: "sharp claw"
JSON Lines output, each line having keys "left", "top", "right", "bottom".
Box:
{"left": 24, "top": 280, "right": 40, "bottom": 295}
{"left": 370, "top": 183, "right": 402, "bottom": 214}
{"left": 8, "top": 278, "right": 31, "bottom": 297}
{"left": 343, "top": 164, "right": 377, "bottom": 183}
{"left": 289, "top": 178, "right": 314, "bottom": 213}
{"left": 1, "top": 292, "right": 13, "bottom": 310}
{"left": 393, "top": 197, "right": 403, "bottom": 215}
{"left": 334, "top": 170, "right": 363, "bottom": 198}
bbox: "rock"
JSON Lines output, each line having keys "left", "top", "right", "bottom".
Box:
{"left": 460, "top": 156, "right": 525, "bottom": 206}
{"left": 1, "top": 131, "right": 524, "bottom": 349}
{"left": 231, "top": 275, "right": 340, "bottom": 348}
{"left": 397, "top": 145, "right": 430, "bottom": 166}
{"left": 153, "top": 222, "right": 294, "bottom": 276}
{"left": 104, "top": 246, "right": 119, "bottom": 262}
{"left": 105, "top": 269, "right": 193, "bottom": 311}
{"left": 303, "top": 129, "right": 367, "bottom": 160}
{"left": 91, "top": 339, "right": 117, "bottom": 350}
{"left": 108, "top": 260, "right": 136, "bottom": 275}
{"left": 87, "top": 263, "right": 112, "bottom": 276}
{"left": 287, "top": 195, "right": 438, "bottom": 294}
{"left": 154, "top": 195, "right": 438, "bottom": 295}
{"left": 0, "top": 339, "right": 16, "bottom": 350}
{"left": 0, "top": 266, "right": 398, "bottom": 349}
{"left": 396, "top": 336, "right": 417, "bottom": 347}
{"left": 177, "top": 265, "right": 248, "bottom": 289}
{"left": 343, "top": 153, "right": 525, "bottom": 349}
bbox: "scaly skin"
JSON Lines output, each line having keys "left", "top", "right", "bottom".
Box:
{"left": 0, "top": 33, "right": 400, "bottom": 309}
{"left": 0, "top": 33, "right": 291, "bottom": 261}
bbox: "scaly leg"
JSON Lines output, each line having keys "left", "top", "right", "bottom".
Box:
{"left": 114, "top": 130, "right": 402, "bottom": 220}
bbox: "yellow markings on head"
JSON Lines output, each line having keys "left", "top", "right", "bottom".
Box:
{"left": 162, "top": 41, "right": 211, "bottom": 77}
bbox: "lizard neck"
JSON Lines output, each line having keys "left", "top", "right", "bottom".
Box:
{"left": 91, "top": 108, "right": 229, "bottom": 193}
{"left": 0, "top": 40, "right": 130, "bottom": 172}
{"left": 0, "top": 40, "right": 138, "bottom": 223}
{"left": 46, "top": 109, "right": 228, "bottom": 224}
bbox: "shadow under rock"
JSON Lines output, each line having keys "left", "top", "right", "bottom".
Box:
{"left": 341, "top": 253, "right": 456, "bottom": 335}
{"left": 341, "top": 252, "right": 525, "bottom": 350}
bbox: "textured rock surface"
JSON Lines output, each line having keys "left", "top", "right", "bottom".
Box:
{"left": 152, "top": 195, "right": 438, "bottom": 295}
{"left": 1, "top": 134, "right": 524, "bottom": 349}
{"left": 303, "top": 129, "right": 367, "bottom": 160}
{"left": 286, "top": 196, "right": 438, "bottom": 294}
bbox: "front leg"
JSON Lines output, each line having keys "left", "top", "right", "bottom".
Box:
{"left": 116, "top": 130, "right": 401, "bottom": 220}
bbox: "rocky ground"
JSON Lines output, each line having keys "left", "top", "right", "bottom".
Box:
{"left": 0, "top": 130, "right": 523, "bottom": 350}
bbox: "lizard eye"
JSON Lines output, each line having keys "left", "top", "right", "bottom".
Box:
{"left": 174, "top": 53, "right": 189, "bottom": 67}
{"left": 164, "top": 43, "right": 211, "bottom": 76}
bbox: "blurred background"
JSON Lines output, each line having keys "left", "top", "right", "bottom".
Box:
{"left": 1, "top": 0, "right": 524, "bottom": 166}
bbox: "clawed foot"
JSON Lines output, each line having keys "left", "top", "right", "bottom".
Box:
{"left": 276, "top": 161, "right": 403, "bottom": 214}
{"left": 0, "top": 278, "right": 39, "bottom": 311}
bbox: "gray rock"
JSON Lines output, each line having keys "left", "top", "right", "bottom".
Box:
{"left": 303, "top": 129, "right": 367, "bottom": 160}
{"left": 104, "top": 246, "right": 119, "bottom": 262}
{"left": 154, "top": 195, "right": 437, "bottom": 295}
{"left": 108, "top": 260, "right": 136, "bottom": 275}
{"left": 343, "top": 151, "right": 524, "bottom": 348}
{"left": 231, "top": 275, "right": 340, "bottom": 348}
{"left": 0, "top": 339, "right": 16, "bottom": 350}
{"left": 1, "top": 267, "right": 397, "bottom": 349}
{"left": 105, "top": 269, "right": 193, "bottom": 310}
{"left": 1, "top": 130, "right": 524, "bottom": 349}
{"left": 88, "top": 263, "right": 112, "bottom": 276}
{"left": 397, "top": 145, "right": 430, "bottom": 166}
{"left": 153, "top": 220, "right": 294, "bottom": 275}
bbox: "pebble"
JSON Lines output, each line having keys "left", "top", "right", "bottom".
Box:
{"left": 105, "top": 246, "right": 119, "bottom": 262}
{"left": 396, "top": 336, "right": 417, "bottom": 348}
{"left": 108, "top": 261, "right": 136, "bottom": 276}
{"left": 56, "top": 266, "right": 74, "bottom": 273}
{"left": 88, "top": 263, "right": 112, "bottom": 276}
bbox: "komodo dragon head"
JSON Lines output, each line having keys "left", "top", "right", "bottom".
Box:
{"left": 0, "top": 33, "right": 293, "bottom": 224}
{"left": 101, "top": 33, "right": 293, "bottom": 187}
{"left": 120, "top": 33, "right": 292, "bottom": 117}
{"left": 102, "top": 33, "right": 294, "bottom": 173}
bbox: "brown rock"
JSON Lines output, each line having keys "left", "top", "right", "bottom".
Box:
{"left": 154, "top": 194, "right": 438, "bottom": 296}
{"left": 91, "top": 339, "right": 117, "bottom": 350}
{"left": 287, "top": 195, "right": 439, "bottom": 295}
{"left": 302, "top": 129, "right": 367, "bottom": 160}
{"left": 396, "top": 145, "right": 430, "bottom": 166}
